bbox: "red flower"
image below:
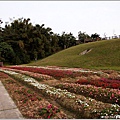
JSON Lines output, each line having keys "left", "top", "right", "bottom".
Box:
{"left": 47, "top": 113, "right": 52, "bottom": 119}
{"left": 47, "top": 104, "right": 52, "bottom": 109}
{"left": 111, "top": 93, "right": 114, "bottom": 98}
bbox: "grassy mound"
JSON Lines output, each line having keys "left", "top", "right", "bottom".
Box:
{"left": 29, "top": 39, "right": 120, "bottom": 70}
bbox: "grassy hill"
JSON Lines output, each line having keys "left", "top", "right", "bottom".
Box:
{"left": 29, "top": 39, "right": 120, "bottom": 70}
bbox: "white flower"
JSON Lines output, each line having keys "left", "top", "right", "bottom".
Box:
{"left": 85, "top": 103, "right": 89, "bottom": 107}
{"left": 101, "top": 116, "right": 105, "bottom": 118}
{"left": 115, "top": 115, "right": 120, "bottom": 119}
{"left": 112, "top": 104, "right": 120, "bottom": 108}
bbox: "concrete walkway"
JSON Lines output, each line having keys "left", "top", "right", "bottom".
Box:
{"left": 0, "top": 81, "right": 24, "bottom": 119}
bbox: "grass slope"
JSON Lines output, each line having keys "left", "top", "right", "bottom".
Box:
{"left": 29, "top": 39, "right": 120, "bottom": 70}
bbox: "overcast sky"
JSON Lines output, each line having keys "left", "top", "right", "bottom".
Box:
{"left": 0, "top": 1, "right": 120, "bottom": 38}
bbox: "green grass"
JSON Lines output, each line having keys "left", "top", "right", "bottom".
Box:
{"left": 28, "top": 39, "right": 120, "bottom": 71}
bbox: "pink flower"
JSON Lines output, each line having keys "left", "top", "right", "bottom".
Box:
{"left": 111, "top": 93, "right": 114, "bottom": 98}
{"left": 116, "top": 99, "right": 118, "bottom": 102}
{"left": 39, "top": 106, "right": 43, "bottom": 109}
{"left": 47, "top": 114, "right": 51, "bottom": 119}
{"left": 47, "top": 104, "right": 52, "bottom": 109}
{"left": 47, "top": 113, "right": 52, "bottom": 119}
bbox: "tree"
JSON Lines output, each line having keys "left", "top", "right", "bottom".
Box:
{"left": 78, "top": 31, "right": 90, "bottom": 43}
{"left": 50, "top": 34, "right": 60, "bottom": 53}
{"left": 91, "top": 33, "right": 100, "bottom": 41}
{"left": 0, "top": 17, "right": 77, "bottom": 64}
{"left": 58, "top": 32, "right": 76, "bottom": 49}
{"left": 2, "top": 18, "right": 33, "bottom": 63}
{"left": 0, "top": 42, "right": 15, "bottom": 63}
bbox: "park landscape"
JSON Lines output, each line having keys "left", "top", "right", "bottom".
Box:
{"left": 0, "top": 17, "right": 120, "bottom": 119}
{"left": 0, "top": 38, "right": 120, "bottom": 119}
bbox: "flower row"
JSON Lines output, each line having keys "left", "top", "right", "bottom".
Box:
{"left": 54, "top": 83, "right": 120, "bottom": 105}
{"left": 6, "top": 66, "right": 102, "bottom": 79}
{"left": 0, "top": 68, "right": 120, "bottom": 118}
{"left": 30, "top": 66, "right": 120, "bottom": 80}
{"left": 75, "top": 78, "right": 120, "bottom": 89}
{"left": 2, "top": 67, "right": 54, "bottom": 81}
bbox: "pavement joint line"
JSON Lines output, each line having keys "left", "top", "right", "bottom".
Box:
{"left": 0, "top": 107, "right": 18, "bottom": 112}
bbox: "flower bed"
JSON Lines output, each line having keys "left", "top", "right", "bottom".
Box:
{"left": 54, "top": 83, "right": 120, "bottom": 105}
{"left": 1, "top": 68, "right": 120, "bottom": 104}
{"left": 3, "top": 68, "right": 120, "bottom": 104}
{"left": 75, "top": 78, "right": 120, "bottom": 89}
{"left": 6, "top": 66, "right": 102, "bottom": 79}
{"left": 2, "top": 67, "right": 120, "bottom": 104}
{"left": 0, "top": 72, "right": 67, "bottom": 119}
{"left": 1, "top": 69, "right": 120, "bottom": 119}
{"left": 2, "top": 67, "right": 54, "bottom": 81}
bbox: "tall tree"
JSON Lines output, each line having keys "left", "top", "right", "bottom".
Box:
{"left": 0, "top": 17, "right": 78, "bottom": 64}
{"left": 91, "top": 33, "right": 100, "bottom": 41}
{"left": 0, "top": 42, "right": 15, "bottom": 63}
{"left": 78, "top": 31, "right": 90, "bottom": 43}
{"left": 58, "top": 32, "right": 76, "bottom": 49}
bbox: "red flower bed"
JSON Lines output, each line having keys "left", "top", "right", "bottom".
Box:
{"left": 75, "top": 78, "right": 120, "bottom": 89}
{"left": 6, "top": 66, "right": 95, "bottom": 79}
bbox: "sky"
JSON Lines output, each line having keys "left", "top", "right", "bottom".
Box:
{"left": 0, "top": 1, "right": 120, "bottom": 38}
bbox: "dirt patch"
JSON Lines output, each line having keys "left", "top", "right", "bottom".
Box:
{"left": 80, "top": 48, "right": 92, "bottom": 55}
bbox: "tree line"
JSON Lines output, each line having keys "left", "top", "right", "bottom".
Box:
{"left": 0, "top": 17, "right": 100, "bottom": 65}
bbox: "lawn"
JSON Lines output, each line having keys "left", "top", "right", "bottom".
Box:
{"left": 28, "top": 39, "right": 120, "bottom": 71}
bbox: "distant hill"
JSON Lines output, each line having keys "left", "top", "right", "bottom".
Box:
{"left": 29, "top": 39, "right": 120, "bottom": 70}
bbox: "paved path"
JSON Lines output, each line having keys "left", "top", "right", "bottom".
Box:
{"left": 0, "top": 81, "right": 24, "bottom": 119}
